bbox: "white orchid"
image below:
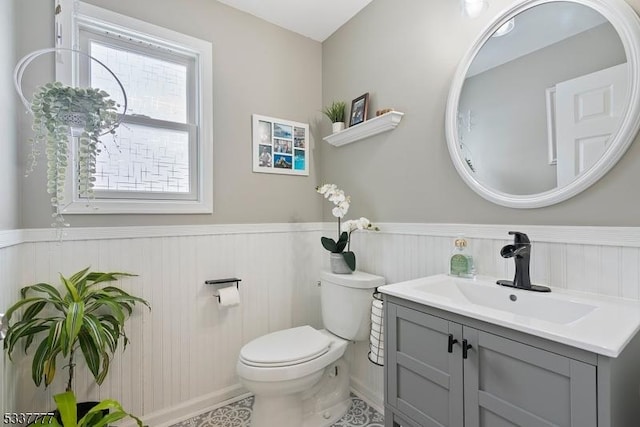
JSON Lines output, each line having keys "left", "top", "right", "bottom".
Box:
{"left": 316, "top": 184, "right": 379, "bottom": 272}
{"left": 331, "top": 201, "right": 350, "bottom": 218}
{"left": 317, "top": 183, "right": 337, "bottom": 196}
{"left": 341, "top": 217, "right": 377, "bottom": 233}
{"left": 317, "top": 184, "right": 350, "bottom": 218}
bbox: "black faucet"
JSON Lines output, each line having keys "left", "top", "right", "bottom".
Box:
{"left": 497, "top": 231, "right": 550, "bottom": 292}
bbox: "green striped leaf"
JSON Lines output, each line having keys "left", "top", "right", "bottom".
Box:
{"left": 78, "top": 330, "right": 100, "bottom": 378}
{"left": 64, "top": 301, "right": 84, "bottom": 353}
{"left": 60, "top": 274, "right": 80, "bottom": 302}
{"left": 90, "top": 297, "right": 125, "bottom": 323}
{"left": 95, "top": 351, "right": 111, "bottom": 385}
{"left": 4, "top": 318, "right": 51, "bottom": 357}
{"left": 68, "top": 266, "right": 91, "bottom": 284}
{"left": 22, "top": 301, "right": 47, "bottom": 322}
{"left": 82, "top": 314, "right": 105, "bottom": 350}
{"left": 78, "top": 398, "right": 143, "bottom": 427}
{"left": 53, "top": 391, "right": 77, "bottom": 427}
{"left": 43, "top": 349, "right": 60, "bottom": 387}
{"left": 4, "top": 297, "right": 49, "bottom": 321}
{"left": 32, "top": 338, "right": 50, "bottom": 387}
{"left": 47, "top": 320, "right": 64, "bottom": 354}
{"left": 21, "top": 282, "right": 63, "bottom": 302}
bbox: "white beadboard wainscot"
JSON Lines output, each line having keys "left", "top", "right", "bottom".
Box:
{"left": 0, "top": 231, "right": 21, "bottom": 424}
{"left": 8, "top": 224, "right": 324, "bottom": 426}
{"left": 344, "top": 223, "right": 640, "bottom": 410}
{"left": 5, "top": 223, "right": 640, "bottom": 423}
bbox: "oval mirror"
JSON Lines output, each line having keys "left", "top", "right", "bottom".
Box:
{"left": 445, "top": 0, "right": 640, "bottom": 208}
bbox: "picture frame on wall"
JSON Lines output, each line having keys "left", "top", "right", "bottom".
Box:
{"left": 349, "top": 92, "right": 369, "bottom": 127}
{"left": 252, "top": 114, "right": 309, "bottom": 176}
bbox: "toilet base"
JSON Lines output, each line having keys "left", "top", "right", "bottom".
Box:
{"left": 252, "top": 394, "right": 304, "bottom": 427}
{"left": 250, "top": 358, "right": 351, "bottom": 427}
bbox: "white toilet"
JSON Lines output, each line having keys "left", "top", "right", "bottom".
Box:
{"left": 236, "top": 270, "right": 385, "bottom": 427}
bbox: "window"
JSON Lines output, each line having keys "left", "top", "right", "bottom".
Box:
{"left": 56, "top": 1, "right": 212, "bottom": 213}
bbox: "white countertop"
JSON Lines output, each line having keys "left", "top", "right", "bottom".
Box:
{"left": 378, "top": 274, "right": 640, "bottom": 357}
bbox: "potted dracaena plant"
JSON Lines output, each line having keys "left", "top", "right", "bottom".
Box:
{"left": 28, "top": 82, "right": 120, "bottom": 227}
{"left": 47, "top": 390, "right": 143, "bottom": 427}
{"left": 3, "top": 267, "right": 149, "bottom": 419}
{"left": 322, "top": 101, "right": 346, "bottom": 133}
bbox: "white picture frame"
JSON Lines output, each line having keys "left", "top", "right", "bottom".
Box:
{"left": 252, "top": 114, "right": 309, "bottom": 176}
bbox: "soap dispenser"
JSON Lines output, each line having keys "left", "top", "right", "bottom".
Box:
{"left": 450, "top": 236, "right": 475, "bottom": 278}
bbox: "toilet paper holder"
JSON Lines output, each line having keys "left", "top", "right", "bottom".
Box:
{"left": 205, "top": 278, "right": 242, "bottom": 302}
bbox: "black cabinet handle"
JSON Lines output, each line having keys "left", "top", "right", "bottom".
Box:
{"left": 462, "top": 339, "right": 473, "bottom": 359}
{"left": 447, "top": 334, "right": 458, "bottom": 353}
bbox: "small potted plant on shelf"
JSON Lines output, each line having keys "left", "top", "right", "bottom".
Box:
{"left": 3, "top": 267, "right": 150, "bottom": 420}
{"left": 322, "top": 101, "right": 347, "bottom": 133}
{"left": 28, "top": 82, "right": 120, "bottom": 227}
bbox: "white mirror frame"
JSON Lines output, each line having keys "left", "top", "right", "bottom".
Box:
{"left": 445, "top": 0, "right": 640, "bottom": 208}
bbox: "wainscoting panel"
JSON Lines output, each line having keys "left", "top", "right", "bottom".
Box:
{"left": 9, "top": 226, "right": 323, "bottom": 425}
{"left": 347, "top": 226, "right": 640, "bottom": 409}
{"left": 0, "top": 241, "right": 20, "bottom": 423}
{"left": 4, "top": 223, "right": 640, "bottom": 423}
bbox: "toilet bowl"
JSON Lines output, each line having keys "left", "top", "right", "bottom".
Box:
{"left": 236, "top": 271, "right": 385, "bottom": 427}
{"left": 237, "top": 327, "right": 349, "bottom": 427}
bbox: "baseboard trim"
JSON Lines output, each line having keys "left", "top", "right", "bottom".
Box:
{"left": 350, "top": 376, "right": 384, "bottom": 414}
{"left": 122, "top": 384, "right": 247, "bottom": 427}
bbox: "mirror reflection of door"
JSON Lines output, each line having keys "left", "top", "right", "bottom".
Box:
{"left": 555, "top": 63, "right": 628, "bottom": 186}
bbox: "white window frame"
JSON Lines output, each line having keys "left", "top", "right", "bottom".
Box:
{"left": 56, "top": 1, "right": 213, "bottom": 214}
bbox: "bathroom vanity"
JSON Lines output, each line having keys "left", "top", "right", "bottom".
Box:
{"left": 379, "top": 275, "right": 640, "bottom": 427}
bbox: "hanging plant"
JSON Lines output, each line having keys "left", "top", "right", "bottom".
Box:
{"left": 29, "top": 82, "right": 119, "bottom": 226}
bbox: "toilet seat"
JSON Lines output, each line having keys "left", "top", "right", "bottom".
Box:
{"left": 239, "top": 325, "right": 331, "bottom": 367}
{"left": 237, "top": 328, "right": 348, "bottom": 382}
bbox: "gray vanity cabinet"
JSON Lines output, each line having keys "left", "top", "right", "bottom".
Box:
{"left": 385, "top": 300, "right": 598, "bottom": 427}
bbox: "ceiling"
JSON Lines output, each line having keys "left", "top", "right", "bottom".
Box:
{"left": 216, "top": 0, "right": 373, "bottom": 42}
{"left": 467, "top": 2, "right": 608, "bottom": 76}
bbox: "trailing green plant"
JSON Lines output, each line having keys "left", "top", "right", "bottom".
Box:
{"left": 48, "top": 391, "right": 143, "bottom": 427}
{"left": 29, "top": 82, "right": 119, "bottom": 227}
{"left": 3, "top": 267, "right": 149, "bottom": 392}
{"left": 322, "top": 101, "right": 346, "bottom": 123}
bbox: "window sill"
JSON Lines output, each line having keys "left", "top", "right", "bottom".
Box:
{"left": 61, "top": 199, "right": 213, "bottom": 215}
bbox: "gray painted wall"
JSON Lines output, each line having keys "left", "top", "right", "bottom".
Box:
{"left": 0, "top": 1, "right": 18, "bottom": 230}
{"left": 460, "top": 23, "right": 624, "bottom": 195}
{"left": 321, "top": 0, "right": 640, "bottom": 226}
{"left": 16, "top": 0, "right": 323, "bottom": 228}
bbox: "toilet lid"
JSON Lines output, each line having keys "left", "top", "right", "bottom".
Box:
{"left": 239, "top": 326, "right": 331, "bottom": 367}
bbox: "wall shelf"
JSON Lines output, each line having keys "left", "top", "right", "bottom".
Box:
{"left": 323, "top": 111, "right": 404, "bottom": 147}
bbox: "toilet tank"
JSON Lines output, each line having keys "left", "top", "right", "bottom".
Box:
{"left": 320, "top": 270, "right": 385, "bottom": 341}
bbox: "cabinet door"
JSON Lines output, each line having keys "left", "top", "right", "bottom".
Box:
{"left": 463, "top": 327, "right": 597, "bottom": 427}
{"left": 387, "top": 304, "right": 464, "bottom": 427}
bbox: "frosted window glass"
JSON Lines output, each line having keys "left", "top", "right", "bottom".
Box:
{"left": 94, "top": 124, "right": 190, "bottom": 193}
{"left": 90, "top": 42, "right": 188, "bottom": 123}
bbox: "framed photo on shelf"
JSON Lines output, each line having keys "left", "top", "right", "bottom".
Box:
{"left": 252, "top": 114, "right": 309, "bottom": 176}
{"left": 349, "top": 92, "right": 369, "bottom": 127}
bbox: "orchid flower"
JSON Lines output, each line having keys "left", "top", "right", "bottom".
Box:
{"left": 316, "top": 184, "right": 380, "bottom": 272}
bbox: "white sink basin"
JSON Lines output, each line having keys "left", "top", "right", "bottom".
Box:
{"left": 411, "top": 276, "right": 596, "bottom": 324}
{"left": 378, "top": 274, "right": 640, "bottom": 357}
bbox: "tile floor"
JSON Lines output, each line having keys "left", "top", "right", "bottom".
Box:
{"left": 170, "top": 394, "right": 384, "bottom": 427}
